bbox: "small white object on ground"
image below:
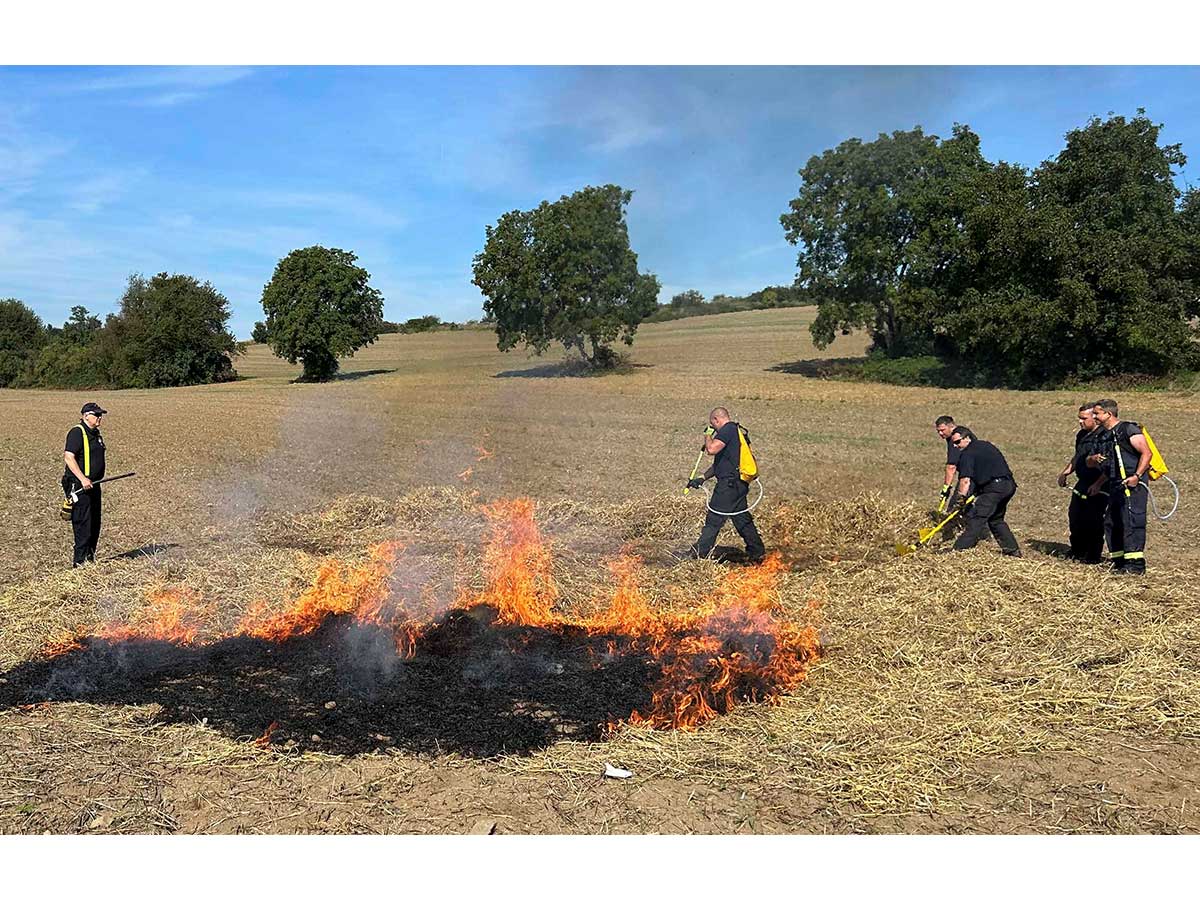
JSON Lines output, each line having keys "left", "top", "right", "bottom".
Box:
{"left": 604, "top": 763, "right": 633, "bottom": 779}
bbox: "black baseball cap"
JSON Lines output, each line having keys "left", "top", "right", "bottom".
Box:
{"left": 80, "top": 402, "right": 108, "bottom": 416}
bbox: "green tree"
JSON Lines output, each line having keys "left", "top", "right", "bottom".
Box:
{"left": 472, "top": 184, "right": 660, "bottom": 368}
{"left": 103, "top": 273, "right": 240, "bottom": 387}
{"left": 932, "top": 112, "right": 1199, "bottom": 385}
{"left": 670, "top": 289, "right": 705, "bottom": 309}
{"left": 780, "top": 125, "right": 988, "bottom": 355}
{"left": 260, "top": 246, "right": 385, "bottom": 382}
{"left": 0, "top": 299, "right": 46, "bottom": 387}
{"left": 61, "top": 305, "right": 102, "bottom": 345}
{"left": 251, "top": 320, "right": 269, "bottom": 343}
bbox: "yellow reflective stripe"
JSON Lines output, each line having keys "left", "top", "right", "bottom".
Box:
{"left": 1124, "top": 552, "right": 1145, "bottom": 560}
{"left": 1109, "top": 552, "right": 1125, "bottom": 559}
{"left": 75, "top": 424, "right": 90, "bottom": 477}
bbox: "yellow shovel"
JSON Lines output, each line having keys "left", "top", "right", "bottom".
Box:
{"left": 896, "top": 496, "right": 975, "bottom": 556}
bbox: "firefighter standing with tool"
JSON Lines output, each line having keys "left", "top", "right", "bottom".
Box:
{"left": 1057, "top": 403, "right": 1107, "bottom": 564}
{"left": 948, "top": 428, "right": 1022, "bottom": 557}
{"left": 1088, "top": 399, "right": 1153, "bottom": 575}
{"left": 685, "top": 407, "right": 766, "bottom": 563}
{"left": 62, "top": 401, "right": 108, "bottom": 567}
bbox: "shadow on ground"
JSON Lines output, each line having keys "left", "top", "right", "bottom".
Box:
{"left": 1027, "top": 539, "right": 1085, "bottom": 561}
{"left": 283, "top": 369, "right": 398, "bottom": 384}
{"left": 0, "top": 607, "right": 660, "bottom": 758}
{"left": 330, "top": 368, "right": 398, "bottom": 382}
{"left": 766, "top": 357, "right": 867, "bottom": 378}
{"left": 495, "top": 362, "right": 652, "bottom": 379}
{"left": 105, "top": 543, "right": 180, "bottom": 562}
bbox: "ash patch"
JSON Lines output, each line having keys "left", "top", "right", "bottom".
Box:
{"left": 1, "top": 607, "right": 658, "bottom": 758}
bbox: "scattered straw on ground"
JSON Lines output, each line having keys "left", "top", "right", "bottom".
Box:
{"left": 2, "top": 488, "right": 1198, "bottom": 833}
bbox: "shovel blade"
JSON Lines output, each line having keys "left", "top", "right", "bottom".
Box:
{"left": 917, "top": 525, "right": 938, "bottom": 541}
{"left": 895, "top": 542, "right": 917, "bottom": 556}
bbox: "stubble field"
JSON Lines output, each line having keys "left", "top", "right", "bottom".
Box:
{"left": 1, "top": 307, "right": 1197, "bottom": 834}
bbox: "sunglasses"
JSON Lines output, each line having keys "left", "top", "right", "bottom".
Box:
{"left": 952, "top": 437, "right": 968, "bottom": 446}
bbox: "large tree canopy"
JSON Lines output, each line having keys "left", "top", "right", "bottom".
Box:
{"left": 103, "top": 273, "right": 240, "bottom": 387}
{"left": 780, "top": 125, "right": 988, "bottom": 355}
{"left": 260, "top": 246, "right": 385, "bottom": 382}
{"left": 472, "top": 184, "right": 660, "bottom": 368}
{"left": 783, "top": 112, "right": 1200, "bottom": 387}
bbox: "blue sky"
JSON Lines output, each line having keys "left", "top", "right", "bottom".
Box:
{"left": 3, "top": 65, "right": 1199, "bottom": 339}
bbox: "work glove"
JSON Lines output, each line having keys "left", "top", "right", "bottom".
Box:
{"left": 687, "top": 477, "right": 706, "bottom": 490}
{"left": 703, "top": 426, "right": 716, "bottom": 437}
{"left": 937, "top": 484, "right": 952, "bottom": 513}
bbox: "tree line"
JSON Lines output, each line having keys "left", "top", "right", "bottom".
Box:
{"left": 4, "top": 109, "right": 1195, "bottom": 390}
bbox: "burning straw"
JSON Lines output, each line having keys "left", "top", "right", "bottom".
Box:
{"left": 25, "top": 497, "right": 822, "bottom": 734}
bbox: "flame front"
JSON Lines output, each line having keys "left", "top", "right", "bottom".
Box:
{"left": 41, "top": 499, "right": 821, "bottom": 733}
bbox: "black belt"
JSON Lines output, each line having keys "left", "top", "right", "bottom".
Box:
{"left": 983, "top": 475, "right": 1012, "bottom": 486}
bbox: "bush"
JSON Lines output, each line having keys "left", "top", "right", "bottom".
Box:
{"left": 0, "top": 299, "right": 46, "bottom": 387}
{"left": 859, "top": 353, "right": 947, "bottom": 387}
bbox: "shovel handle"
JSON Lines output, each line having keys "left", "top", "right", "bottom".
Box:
{"left": 683, "top": 450, "right": 706, "bottom": 495}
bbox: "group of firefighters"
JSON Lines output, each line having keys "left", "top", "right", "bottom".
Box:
{"left": 677, "top": 401, "right": 1160, "bottom": 574}
{"left": 930, "top": 400, "right": 1155, "bottom": 574}
{"left": 60, "top": 399, "right": 1161, "bottom": 574}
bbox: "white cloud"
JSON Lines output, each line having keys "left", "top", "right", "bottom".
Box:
{"left": 60, "top": 66, "right": 255, "bottom": 95}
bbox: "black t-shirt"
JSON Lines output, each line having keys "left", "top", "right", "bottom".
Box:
{"left": 1072, "top": 427, "right": 1103, "bottom": 488}
{"left": 956, "top": 439, "right": 1011, "bottom": 487}
{"left": 945, "top": 427, "right": 974, "bottom": 467}
{"left": 711, "top": 421, "right": 741, "bottom": 479}
{"left": 1099, "top": 420, "right": 1143, "bottom": 483}
{"left": 64, "top": 421, "right": 106, "bottom": 482}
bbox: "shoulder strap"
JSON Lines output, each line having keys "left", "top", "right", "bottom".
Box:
{"left": 74, "top": 423, "right": 91, "bottom": 477}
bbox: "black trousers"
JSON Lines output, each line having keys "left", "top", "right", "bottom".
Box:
{"left": 64, "top": 480, "right": 102, "bottom": 566}
{"left": 1068, "top": 489, "right": 1107, "bottom": 563}
{"left": 1105, "top": 481, "right": 1147, "bottom": 572}
{"left": 953, "top": 479, "right": 1020, "bottom": 555}
{"left": 692, "top": 477, "right": 765, "bottom": 560}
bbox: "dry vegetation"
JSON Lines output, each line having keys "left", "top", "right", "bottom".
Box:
{"left": 2, "top": 307, "right": 1198, "bottom": 833}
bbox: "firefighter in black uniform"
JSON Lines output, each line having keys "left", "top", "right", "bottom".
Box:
{"left": 686, "top": 407, "right": 766, "bottom": 563}
{"left": 63, "top": 401, "right": 107, "bottom": 567}
{"left": 948, "top": 428, "right": 1022, "bottom": 557}
{"left": 934, "top": 415, "right": 974, "bottom": 513}
{"left": 1057, "top": 403, "right": 1107, "bottom": 563}
{"left": 1088, "top": 399, "right": 1153, "bottom": 575}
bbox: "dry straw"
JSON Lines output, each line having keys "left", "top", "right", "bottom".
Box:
{"left": 2, "top": 487, "right": 1197, "bottom": 832}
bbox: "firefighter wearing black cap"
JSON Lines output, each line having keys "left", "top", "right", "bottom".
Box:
{"left": 1088, "top": 399, "right": 1153, "bottom": 575}
{"left": 63, "top": 402, "right": 108, "bottom": 566}
{"left": 948, "top": 428, "right": 1022, "bottom": 557}
{"left": 1057, "top": 403, "right": 1107, "bottom": 563}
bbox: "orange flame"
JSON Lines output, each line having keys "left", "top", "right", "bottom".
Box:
{"left": 39, "top": 500, "right": 820, "bottom": 734}
{"left": 238, "top": 541, "right": 404, "bottom": 642}
{"left": 468, "top": 499, "right": 559, "bottom": 626}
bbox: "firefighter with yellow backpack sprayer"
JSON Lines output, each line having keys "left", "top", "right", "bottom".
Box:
{"left": 1087, "top": 399, "right": 1176, "bottom": 576}
{"left": 680, "top": 407, "right": 766, "bottom": 564}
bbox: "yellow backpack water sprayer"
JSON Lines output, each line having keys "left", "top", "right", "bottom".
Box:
{"left": 682, "top": 424, "right": 765, "bottom": 515}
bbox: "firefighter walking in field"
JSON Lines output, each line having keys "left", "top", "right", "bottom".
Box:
{"left": 685, "top": 407, "right": 766, "bottom": 563}
{"left": 948, "top": 428, "right": 1022, "bottom": 557}
{"left": 1057, "top": 403, "right": 1107, "bottom": 563}
{"left": 1088, "top": 399, "right": 1153, "bottom": 575}
{"left": 63, "top": 402, "right": 108, "bottom": 567}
